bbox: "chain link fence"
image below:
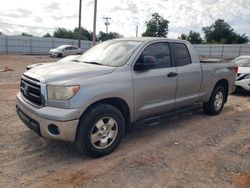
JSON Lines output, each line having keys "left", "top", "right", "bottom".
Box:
{"left": 0, "top": 35, "right": 92, "bottom": 55}
{"left": 1, "top": 35, "right": 250, "bottom": 58}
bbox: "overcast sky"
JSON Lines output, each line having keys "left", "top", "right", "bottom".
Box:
{"left": 0, "top": 0, "right": 250, "bottom": 38}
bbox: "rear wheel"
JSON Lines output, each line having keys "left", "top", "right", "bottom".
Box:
{"left": 75, "top": 104, "right": 125, "bottom": 157}
{"left": 203, "top": 86, "right": 225, "bottom": 115}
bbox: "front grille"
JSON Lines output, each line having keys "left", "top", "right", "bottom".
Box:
{"left": 20, "top": 75, "right": 42, "bottom": 106}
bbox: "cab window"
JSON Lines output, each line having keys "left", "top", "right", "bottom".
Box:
{"left": 174, "top": 43, "right": 191, "bottom": 66}
{"left": 136, "top": 42, "right": 172, "bottom": 69}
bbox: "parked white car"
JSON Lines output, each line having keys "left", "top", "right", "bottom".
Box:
{"left": 49, "top": 45, "right": 83, "bottom": 57}
{"left": 232, "top": 56, "right": 250, "bottom": 92}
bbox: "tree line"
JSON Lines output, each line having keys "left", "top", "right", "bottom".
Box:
{"left": 142, "top": 13, "right": 248, "bottom": 44}
{"left": 0, "top": 28, "right": 123, "bottom": 42}
{"left": 43, "top": 27, "right": 123, "bottom": 42}
{"left": 1, "top": 13, "right": 248, "bottom": 44}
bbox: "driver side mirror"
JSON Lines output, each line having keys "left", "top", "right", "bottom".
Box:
{"left": 134, "top": 55, "right": 157, "bottom": 71}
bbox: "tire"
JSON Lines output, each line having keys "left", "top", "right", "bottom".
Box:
{"left": 203, "top": 86, "right": 226, "bottom": 115}
{"left": 75, "top": 104, "right": 125, "bottom": 157}
{"left": 57, "top": 53, "right": 63, "bottom": 57}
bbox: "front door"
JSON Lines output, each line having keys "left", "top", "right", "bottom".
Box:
{"left": 132, "top": 42, "right": 178, "bottom": 120}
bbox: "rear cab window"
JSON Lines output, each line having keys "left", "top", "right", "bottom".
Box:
{"left": 174, "top": 43, "right": 191, "bottom": 66}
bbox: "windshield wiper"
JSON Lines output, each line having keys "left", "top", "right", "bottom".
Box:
{"left": 83, "top": 61, "right": 104, "bottom": 66}
{"left": 71, "top": 59, "right": 80, "bottom": 62}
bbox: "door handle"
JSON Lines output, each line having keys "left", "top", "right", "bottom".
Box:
{"left": 167, "top": 72, "right": 178, "bottom": 77}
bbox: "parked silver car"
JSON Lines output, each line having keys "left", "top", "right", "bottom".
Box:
{"left": 49, "top": 45, "right": 83, "bottom": 57}
{"left": 16, "top": 38, "right": 237, "bottom": 157}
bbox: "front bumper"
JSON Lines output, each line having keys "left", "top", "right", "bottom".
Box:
{"left": 49, "top": 52, "right": 59, "bottom": 57}
{"left": 235, "top": 79, "right": 250, "bottom": 91}
{"left": 16, "top": 93, "right": 82, "bottom": 142}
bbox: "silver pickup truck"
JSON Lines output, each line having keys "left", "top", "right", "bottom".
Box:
{"left": 16, "top": 38, "right": 237, "bottom": 157}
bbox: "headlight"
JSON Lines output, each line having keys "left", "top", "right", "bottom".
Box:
{"left": 244, "top": 74, "right": 250, "bottom": 79}
{"left": 47, "top": 85, "right": 80, "bottom": 100}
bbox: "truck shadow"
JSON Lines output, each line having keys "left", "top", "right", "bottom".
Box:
{"left": 25, "top": 105, "right": 208, "bottom": 159}
{"left": 231, "top": 90, "right": 250, "bottom": 97}
{"left": 126, "top": 105, "right": 206, "bottom": 139}
{"left": 21, "top": 103, "right": 233, "bottom": 161}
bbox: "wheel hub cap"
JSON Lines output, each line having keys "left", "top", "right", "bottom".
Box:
{"left": 91, "top": 117, "right": 118, "bottom": 149}
{"left": 214, "top": 91, "right": 223, "bottom": 111}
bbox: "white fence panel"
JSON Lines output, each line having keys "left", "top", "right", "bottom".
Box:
{"left": 1, "top": 35, "right": 250, "bottom": 58}
{"left": 193, "top": 44, "right": 250, "bottom": 58}
{"left": 0, "top": 35, "right": 92, "bottom": 54}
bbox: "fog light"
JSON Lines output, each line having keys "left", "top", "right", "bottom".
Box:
{"left": 48, "top": 124, "right": 60, "bottom": 135}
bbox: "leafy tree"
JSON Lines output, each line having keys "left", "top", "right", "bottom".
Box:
{"left": 98, "top": 31, "right": 123, "bottom": 41}
{"left": 73, "top": 27, "right": 92, "bottom": 41}
{"left": 178, "top": 31, "right": 203, "bottom": 44}
{"left": 21, "top": 32, "right": 33, "bottom": 37}
{"left": 43, "top": 33, "right": 52, "bottom": 37}
{"left": 179, "top": 33, "right": 188, "bottom": 41}
{"left": 142, "top": 13, "right": 169, "bottom": 37}
{"left": 234, "top": 33, "right": 249, "bottom": 44}
{"left": 0, "top": 31, "right": 3, "bottom": 35}
{"left": 53, "top": 28, "right": 75, "bottom": 39}
{"left": 202, "top": 19, "right": 248, "bottom": 44}
{"left": 52, "top": 27, "right": 123, "bottom": 42}
{"left": 53, "top": 27, "right": 93, "bottom": 41}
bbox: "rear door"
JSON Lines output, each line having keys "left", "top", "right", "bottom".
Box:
{"left": 132, "top": 42, "right": 178, "bottom": 120}
{"left": 63, "top": 47, "right": 72, "bottom": 56}
{"left": 70, "top": 47, "right": 79, "bottom": 55}
{"left": 173, "top": 43, "right": 202, "bottom": 108}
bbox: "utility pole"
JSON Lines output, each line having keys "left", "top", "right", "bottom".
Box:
{"left": 78, "top": 0, "right": 82, "bottom": 48}
{"left": 103, "top": 17, "right": 111, "bottom": 34}
{"left": 92, "top": 0, "right": 97, "bottom": 46}
{"left": 136, "top": 25, "right": 138, "bottom": 37}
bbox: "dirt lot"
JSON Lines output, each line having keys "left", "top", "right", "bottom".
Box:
{"left": 0, "top": 55, "right": 249, "bottom": 188}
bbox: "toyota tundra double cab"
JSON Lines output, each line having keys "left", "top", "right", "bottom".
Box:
{"left": 16, "top": 38, "right": 237, "bottom": 157}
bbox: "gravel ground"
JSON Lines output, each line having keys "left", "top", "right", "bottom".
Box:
{"left": 0, "top": 55, "right": 249, "bottom": 188}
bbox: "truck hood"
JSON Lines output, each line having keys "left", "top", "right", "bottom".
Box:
{"left": 238, "top": 67, "right": 250, "bottom": 74}
{"left": 26, "top": 61, "right": 116, "bottom": 83}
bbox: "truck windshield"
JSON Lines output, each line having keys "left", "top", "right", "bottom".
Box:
{"left": 78, "top": 40, "right": 142, "bottom": 67}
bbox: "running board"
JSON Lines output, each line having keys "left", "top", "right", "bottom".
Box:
{"left": 139, "top": 103, "right": 201, "bottom": 127}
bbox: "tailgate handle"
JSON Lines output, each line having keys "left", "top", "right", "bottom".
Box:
{"left": 167, "top": 72, "right": 178, "bottom": 77}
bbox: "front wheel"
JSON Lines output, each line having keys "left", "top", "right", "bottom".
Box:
{"left": 57, "top": 53, "right": 63, "bottom": 57}
{"left": 203, "top": 86, "right": 226, "bottom": 115}
{"left": 75, "top": 104, "right": 125, "bottom": 157}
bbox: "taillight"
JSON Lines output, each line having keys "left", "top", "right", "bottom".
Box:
{"left": 234, "top": 65, "right": 238, "bottom": 74}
